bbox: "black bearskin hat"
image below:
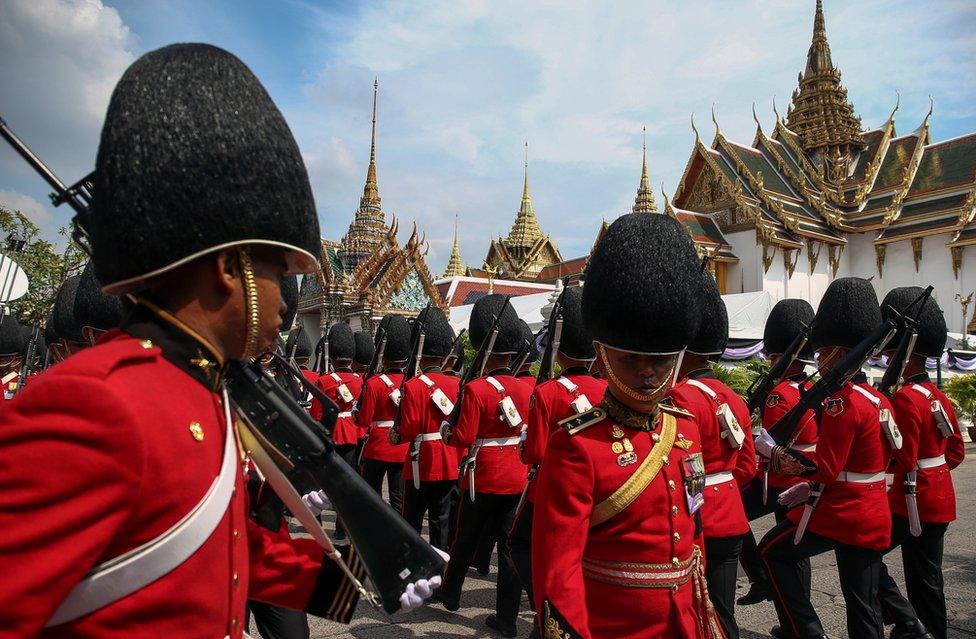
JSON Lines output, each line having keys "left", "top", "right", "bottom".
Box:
{"left": 688, "top": 272, "right": 728, "bottom": 358}
{"left": 43, "top": 312, "right": 59, "bottom": 346}
{"left": 354, "top": 331, "right": 375, "bottom": 367}
{"left": 582, "top": 214, "right": 701, "bottom": 354}
{"left": 52, "top": 275, "right": 83, "bottom": 343}
{"left": 413, "top": 307, "right": 455, "bottom": 358}
{"left": 74, "top": 262, "right": 124, "bottom": 332}
{"left": 763, "top": 299, "right": 816, "bottom": 363}
{"left": 558, "top": 286, "right": 595, "bottom": 360}
{"left": 469, "top": 294, "right": 521, "bottom": 355}
{"left": 378, "top": 315, "right": 411, "bottom": 362}
{"left": 328, "top": 322, "right": 356, "bottom": 361}
{"left": 881, "top": 287, "right": 947, "bottom": 358}
{"left": 280, "top": 276, "right": 299, "bottom": 330}
{"left": 515, "top": 319, "right": 539, "bottom": 365}
{"left": 810, "top": 277, "right": 881, "bottom": 350}
{"left": 451, "top": 337, "right": 466, "bottom": 371}
{"left": 0, "top": 315, "right": 25, "bottom": 355}
{"left": 285, "top": 327, "right": 312, "bottom": 360}
{"left": 92, "top": 43, "right": 319, "bottom": 293}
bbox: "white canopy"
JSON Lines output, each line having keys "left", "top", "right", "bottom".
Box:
{"left": 449, "top": 291, "right": 555, "bottom": 333}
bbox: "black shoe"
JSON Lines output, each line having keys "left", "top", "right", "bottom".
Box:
{"left": 738, "top": 581, "right": 773, "bottom": 605}
{"left": 770, "top": 626, "right": 795, "bottom": 639}
{"left": 890, "top": 621, "right": 934, "bottom": 639}
{"left": 432, "top": 591, "right": 459, "bottom": 612}
{"left": 485, "top": 615, "right": 517, "bottom": 638}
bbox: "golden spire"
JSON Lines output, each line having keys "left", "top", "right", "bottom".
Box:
{"left": 632, "top": 127, "right": 658, "bottom": 214}
{"left": 361, "top": 78, "right": 380, "bottom": 207}
{"left": 506, "top": 141, "right": 544, "bottom": 250}
{"left": 442, "top": 214, "right": 466, "bottom": 277}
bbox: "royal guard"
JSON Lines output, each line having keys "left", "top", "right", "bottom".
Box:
{"left": 352, "top": 330, "right": 374, "bottom": 374}
{"left": 877, "top": 287, "right": 965, "bottom": 639}
{"left": 390, "top": 307, "right": 462, "bottom": 550}
{"left": 73, "top": 261, "right": 125, "bottom": 346}
{"left": 0, "top": 314, "right": 25, "bottom": 399}
{"left": 532, "top": 213, "right": 723, "bottom": 639}
{"left": 284, "top": 327, "right": 317, "bottom": 382}
{"left": 0, "top": 43, "right": 434, "bottom": 636}
{"left": 439, "top": 293, "right": 530, "bottom": 637}
{"left": 314, "top": 322, "right": 363, "bottom": 472}
{"left": 513, "top": 319, "right": 539, "bottom": 389}
{"left": 738, "top": 299, "right": 817, "bottom": 607}
{"left": 355, "top": 314, "right": 411, "bottom": 512}
{"left": 509, "top": 285, "right": 605, "bottom": 622}
{"left": 758, "top": 278, "right": 893, "bottom": 639}
{"left": 49, "top": 275, "right": 86, "bottom": 360}
{"left": 668, "top": 269, "right": 755, "bottom": 639}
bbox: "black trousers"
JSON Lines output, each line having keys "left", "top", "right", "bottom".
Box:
{"left": 246, "top": 601, "right": 309, "bottom": 639}
{"left": 879, "top": 514, "right": 950, "bottom": 639}
{"left": 402, "top": 479, "right": 455, "bottom": 550}
{"left": 760, "top": 518, "right": 884, "bottom": 639}
{"left": 474, "top": 526, "right": 497, "bottom": 573}
{"left": 508, "top": 500, "right": 534, "bottom": 605}
{"left": 739, "top": 477, "right": 813, "bottom": 593}
{"left": 360, "top": 458, "right": 404, "bottom": 513}
{"left": 332, "top": 444, "right": 357, "bottom": 540}
{"left": 441, "top": 492, "right": 523, "bottom": 625}
{"left": 705, "top": 534, "right": 743, "bottom": 639}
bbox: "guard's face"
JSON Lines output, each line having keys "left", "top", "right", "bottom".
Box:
{"left": 814, "top": 347, "right": 845, "bottom": 370}
{"left": 248, "top": 247, "right": 291, "bottom": 354}
{"left": 600, "top": 343, "right": 679, "bottom": 412}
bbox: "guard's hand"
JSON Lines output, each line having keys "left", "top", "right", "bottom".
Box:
{"left": 301, "top": 490, "right": 331, "bottom": 516}
{"left": 397, "top": 547, "right": 450, "bottom": 612}
{"left": 754, "top": 428, "right": 776, "bottom": 459}
{"left": 777, "top": 482, "right": 810, "bottom": 508}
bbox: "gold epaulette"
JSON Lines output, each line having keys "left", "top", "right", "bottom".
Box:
{"left": 559, "top": 407, "right": 606, "bottom": 435}
{"left": 659, "top": 401, "right": 693, "bottom": 419}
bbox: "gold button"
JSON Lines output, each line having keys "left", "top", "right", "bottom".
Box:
{"left": 233, "top": 572, "right": 239, "bottom": 588}
{"left": 233, "top": 529, "right": 240, "bottom": 542}
{"left": 672, "top": 557, "right": 680, "bottom": 567}
{"left": 652, "top": 433, "right": 661, "bottom": 442}
{"left": 671, "top": 505, "right": 679, "bottom": 517}
{"left": 232, "top": 618, "right": 239, "bottom": 630}
{"left": 140, "top": 339, "right": 154, "bottom": 349}
{"left": 189, "top": 422, "right": 204, "bottom": 441}
{"left": 662, "top": 457, "right": 669, "bottom": 466}
{"left": 713, "top": 486, "right": 719, "bottom": 492}
{"left": 673, "top": 532, "right": 681, "bottom": 542}
{"left": 668, "top": 480, "right": 676, "bottom": 490}
{"left": 671, "top": 584, "right": 679, "bottom": 593}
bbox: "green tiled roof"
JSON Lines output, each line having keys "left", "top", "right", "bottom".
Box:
{"left": 369, "top": 259, "right": 394, "bottom": 289}
{"left": 861, "top": 194, "right": 894, "bottom": 213}
{"left": 729, "top": 143, "right": 795, "bottom": 198}
{"left": 710, "top": 150, "right": 740, "bottom": 184}
{"left": 874, "top": 136, "right": 918, "bottom": 191}
{"left": 908, "top": 134, "right": 976, "bottom": 195}
{"left": 899, "top": 192, "right": 969, "bottom": 221}
{"left": 326, "top": 247, "right": 345, "bottom": 277}
{"left": 851, "top": 129, "right": 885, "bottom": 181}
{"left": 878, "top": 214, "right": 959, "bottom": 240}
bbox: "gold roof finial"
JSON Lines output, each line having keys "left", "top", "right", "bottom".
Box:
{"left": 772, "top": 96, "right": 781, "bottom": 124}
{"left": 887, "top": 91, "right": 901, "bottom": 125}
{"left": 522, "top": 141, "right": 530, "bottom": 202}
{"left": 442, "top": 214, "right": 466, "bottom": 278}
{"left": 691, "top": 112, "right": 701, "bottom": 143}
{"left": 752, "top": 102, "right": 762, "bottom": 133}
{"left": 505, "top": 141, "right": 544, "bottom": 250}
{"left": 361, "top": 78, "right": 381, "bottom": 206}
{"left": 632, "top": 126, "right": 658, "bottom": 214}
{"left": 711, "top": 104, "right": 722, "bottom": 138}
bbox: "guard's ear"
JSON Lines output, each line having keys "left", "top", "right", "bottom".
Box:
{"left": 214, "top": 249, "right": 241, "bottom": 295}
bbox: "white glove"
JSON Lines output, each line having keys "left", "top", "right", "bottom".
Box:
{"left": 754, "top": 428, "right": 776, "bottom": 459}
{"left": 398, "top": 547, "right": 450, "bottom": 612}
{"left": 301, "top": 490, "right": 331, "bottom": 516}
{"left": 777, "top": 482, "right": 811, "bottom": 508}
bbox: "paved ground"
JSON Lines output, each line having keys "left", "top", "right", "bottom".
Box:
{"left": 254, "top": 431, "right": 976, "bottom": 638}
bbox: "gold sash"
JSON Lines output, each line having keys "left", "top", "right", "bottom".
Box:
{"left": 589, "top": 412, "right": 677, "bottom": 526}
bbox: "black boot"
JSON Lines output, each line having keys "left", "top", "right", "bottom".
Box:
{"left": 890, "top": 621, "right": 935, "bottom": 639}
{"left": 738, "top": 580, "right": 773, "bottom": 605}
{"left": 485, "top": 614, "right": 517, "bottom": 638}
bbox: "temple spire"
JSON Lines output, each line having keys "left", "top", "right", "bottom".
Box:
{"left": 442, "top": 214, "right": 466, "bottom": 277}
{"left": 361, "top": 78, "right": 380, "bottom": 207}
{"left": 506, "top": 142, "right": 544, "bottom": 250}
{"left": 632, "top": 127, "right": 658, "bottom": 214}
{"left": 806, "top": 0, "right": 832, "bottom": 74}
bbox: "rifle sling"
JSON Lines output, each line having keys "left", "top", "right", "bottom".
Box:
{"left": 590, "top": 412, "right": 677, "bottom": 527}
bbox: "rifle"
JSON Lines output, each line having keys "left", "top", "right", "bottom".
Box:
{"left": 404, "top": 304, "right": 431, "bottom": 383}
{"left": 225, "top": 359, "right": 446, "bottom": 614}
{"left": 439, "top": 328, "right": 466, "bottom": 371}
{"left": 536, "top": 286, "right": 567, "bottom": 384}
{"left": 312, "top": 334, "right": 330, "bottom": 374}
{"left": 268, "top": 341, "right": 307, "bottom": 406}
{"left": 877, "top": 286, "right": 933, "bottom": 396}
{"left": 0, "top": 117, "right": 94, "bottom": 251}
{"left": 14, "top": 325, "right": 40, "bottom": 395}
{"left": 355, "top": 326, "right": 386, "bottom": 409}
{"left": 746, "top": 322, "right": 811, "bottom": 415}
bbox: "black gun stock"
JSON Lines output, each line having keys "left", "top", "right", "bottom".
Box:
{"left": 225, "top": 359, "right": 446, "bottom": 614}
{"left": 746, "top": 322, "right": 810, "bottom": 414}
{"left": 536, "top": 287, "right": 567, "bottom": 384}
{"left": 877, "top": 286, "right": 933, "bottom": 397}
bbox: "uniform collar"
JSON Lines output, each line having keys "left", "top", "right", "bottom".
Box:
{"left": 686, "top": 368, "right": 715, "bottom": 380}
{"left": 599, "top": 391, "right": 660, "bottom": 431}
{"left": 905, "top": 371, "right": 931, "bottom": 385}
{"left": 422, "top": 365, "right": 443, "bottom": 373}
{"left": 560, "top": 366, "right": 590, "bottom": 376}
{"left": 486, "top": 367, "right": 513, "bottom": 377}
{"left": 122, "top": 299, "right": 225, "bottom": 392}
{"left": 851, "top": 371, "right": 868, "bottom": 384}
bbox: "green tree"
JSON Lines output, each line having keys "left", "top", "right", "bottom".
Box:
{"left": 944, "top": 373, "right": 976, "bottom": 426}
{"left": 0, "top": 205, "right": 86, "bottom": 326}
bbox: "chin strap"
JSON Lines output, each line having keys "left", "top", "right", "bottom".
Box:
{"left": 237, "top": 247, "right": 261, "bottom": 361}
{"left": 597, "top": 343, "right": 674, "bottom": 404}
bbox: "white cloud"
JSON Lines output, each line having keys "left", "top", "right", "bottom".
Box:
{"left": 0, "top": 189, "right": 51, "bottom": 225}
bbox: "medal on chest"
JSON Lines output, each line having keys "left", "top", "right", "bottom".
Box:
{"left": 680, "top": 452, "right": 705, "bottom": 515}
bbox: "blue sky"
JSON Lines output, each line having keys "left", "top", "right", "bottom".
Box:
{"left": 1, "top": 0, "right": 974, "bottom": 273}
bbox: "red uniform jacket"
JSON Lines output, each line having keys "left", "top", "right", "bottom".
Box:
{"left": 356, "top": 371, "right": 409, "bottom": 463}
{"left": 887, "top": 375, "right": 965, "bottom": 524}
{"left": 516, "top": 372, "right": 538, "bottom": 390}
{"left": 395, "top": 370, "right": 463, "bottom": 482}
{"left": 446, "top": 373, "right": 531, "bottom": 495}
{"left": 524, "top": 371, "right": 607, "bottom": 502}
{"left": 315, "top": 370, "right": 363, "bottom": 446}
{"left": 668, "top": 372, "right": 755, "bottom": 538}
{"left": 786, "top": 381, "right": 892, "bottom": 550}
{"left": 532, "top": 400, "right": 719, "bottom": 639}
{"left": 0, "top": 307, "right": 363, "bottom": 638}
{"left": 763, "top": 376, "right": 818, "bottom": 489}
